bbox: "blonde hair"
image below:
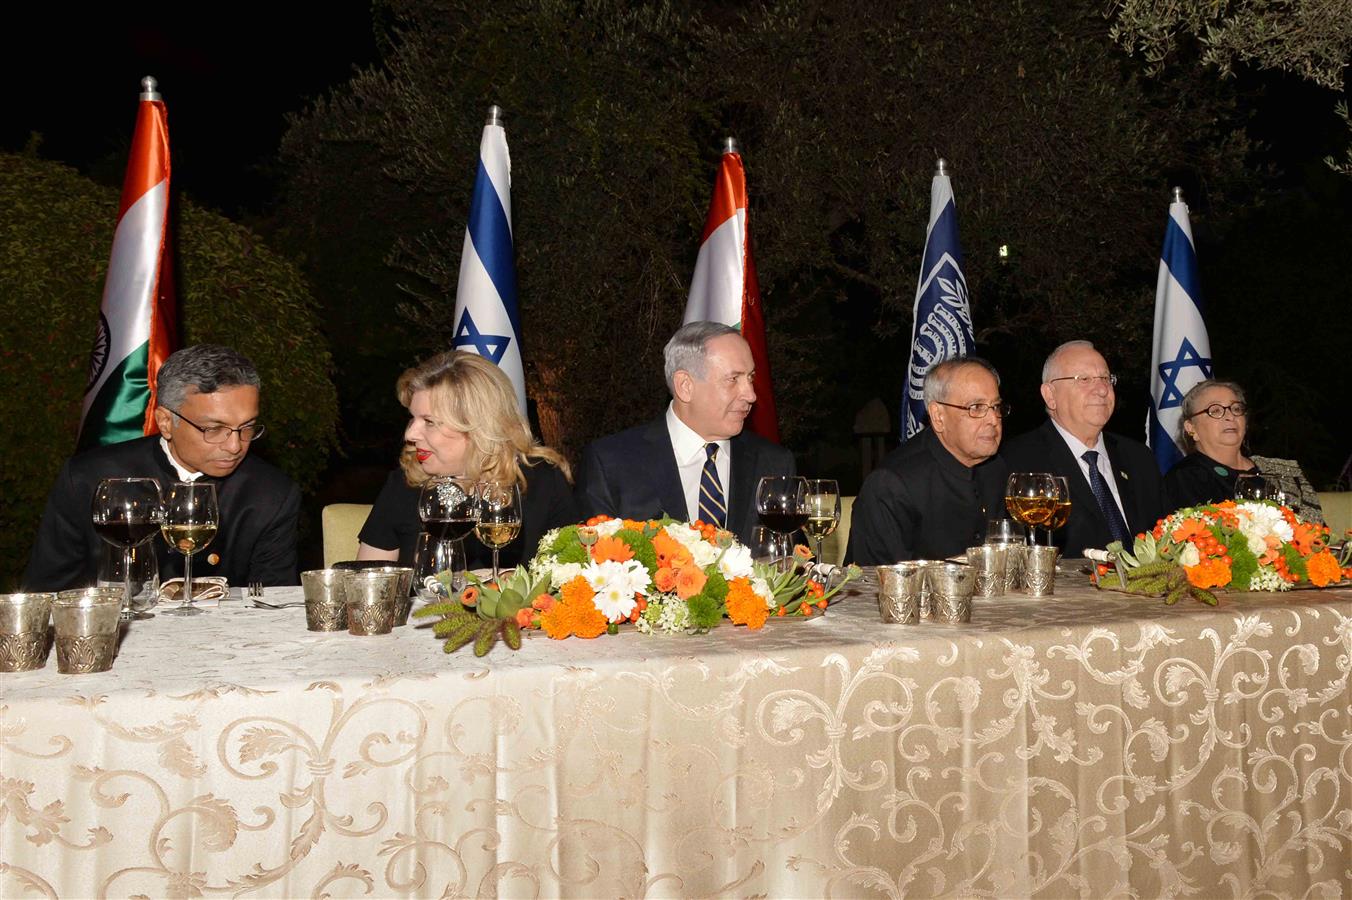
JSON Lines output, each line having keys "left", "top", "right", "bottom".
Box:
{"left": 396, "top": 351, "right": 570, "bottom": 490}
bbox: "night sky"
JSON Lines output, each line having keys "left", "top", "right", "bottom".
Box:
{"left": 4, "top": 9, "right": 376, "bottom": 217}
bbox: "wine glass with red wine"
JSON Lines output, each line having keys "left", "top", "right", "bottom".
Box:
{"left": 756, "top": 475, "right": 808, "bottom": 571}
{"left": 92, "top": 477, "right": 163, "bottom": 621}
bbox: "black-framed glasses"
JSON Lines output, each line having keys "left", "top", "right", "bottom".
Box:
{"left": 1048, "top": 374, "right": 1118, "bottom": 388}
{"left": 934, "top": 400, "right": 1012, "bottom": 419}
{"left": 169, "top": 409, "right": 266, "bottom": 444}
{"left": 1190, "top": 402, "right": 1248, "bottom": 419}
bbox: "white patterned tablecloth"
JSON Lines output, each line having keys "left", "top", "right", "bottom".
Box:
{"left": 2, "top": 576, "right": 1350, "bottom": 898}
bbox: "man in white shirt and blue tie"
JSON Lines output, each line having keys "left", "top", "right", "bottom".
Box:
{"left": 1002, "top": 340, "right": 1164, "bottom": 557}
{"left": 577, "top": 322, "right": 795, "bottom": 543}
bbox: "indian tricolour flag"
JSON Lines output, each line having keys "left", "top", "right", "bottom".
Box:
{"left": 684, "top": 139, "right": 780, "bottom": 442}
{"left": 78, "top": 76, "right": 176, "bottom": 450}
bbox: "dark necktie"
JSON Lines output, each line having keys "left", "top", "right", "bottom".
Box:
{"left": 1081, "top": 449, "right": 1131, "bottom": 545}
{"left": 698, "top": 443, "right": 727, "bottom": 528}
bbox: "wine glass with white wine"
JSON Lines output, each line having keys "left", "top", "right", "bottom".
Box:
{"left": 160, "top": 481, "right": 219, "bottom": 617}
{"left": 474, "top": 481, "right": 522, "bottom": 582}
{"left": 803, "top": 478, "right": 841, "bottom": 565}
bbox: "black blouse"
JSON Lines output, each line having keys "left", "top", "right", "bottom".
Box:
{"left": 1163, "top": 451, "right": 1255, "bottom": 512}
{"left": 357, "top": 461, "right": 579, "bottom": 569}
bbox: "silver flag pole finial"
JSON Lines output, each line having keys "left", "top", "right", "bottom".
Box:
{"left": 140, "top": 76, "right": 160, "bottom": 101}
{"left": 935, "top": 158, "right": 949, "bottom": 177}
{"left": 723, "top": 136, "right": 740, "bottom": 155}
{"left": 486, "top": 105, "right": 503, "bottom": 127}
{"left": 1171, "top": 186, "right": 1185, "bottom": 204}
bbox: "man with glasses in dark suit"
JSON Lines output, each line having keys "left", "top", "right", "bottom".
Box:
{"left": 1002, "top": 340, "right": 1164, "bottom": 557}
{"left": 848, "top": 357, "right": 1011, "bottom": 564}
{"left": 24, "top": 344, "right": 301, "bottom": 590}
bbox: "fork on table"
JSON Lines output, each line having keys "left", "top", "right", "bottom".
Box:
{"left": 247, "top": 581, "right": 264, "bottom": 600}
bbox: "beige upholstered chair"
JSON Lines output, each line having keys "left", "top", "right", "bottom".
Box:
{"left": 819, "top": 495, "right": 855, "bottom": 566}
{"left": 321, "top": 503, "right": 374, "bottom": 567}
{"left": 1317, "top": 491, "right": 1351, "bottom": 540}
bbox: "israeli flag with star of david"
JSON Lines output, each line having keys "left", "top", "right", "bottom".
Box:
{"left": 901, "top": 164, "right": 974, "bottom": 440}
{"left": 452, "top": 107, "right": 526, "bottom": 414}
{"left": 1147, "top": 192, "right": 1212, "bottom": 473}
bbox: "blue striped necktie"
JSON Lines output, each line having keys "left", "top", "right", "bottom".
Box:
{"left": 1081, "top": 450, "right": 1131, "bottom": 544}
{"left": 698, "top": 443, "right": 727, "bottom": 528}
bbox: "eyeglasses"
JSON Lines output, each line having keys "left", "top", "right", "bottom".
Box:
{"left": 934, "top": 401, "right": 1012, "bottom": 419}
{"left": 1190, "top": 402, "right": 1248, "bottom": 419}
{"left": 169, "top": 409, "right": 266, "bottom": 444}
{"left": 1047, "top": 374, "right": 1118, "bottom": 388}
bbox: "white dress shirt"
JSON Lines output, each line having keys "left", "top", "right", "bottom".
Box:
{"left": 159, "top": 437, "right": 203, "bottom": 482}
{"left": 666, "top": 404, "right": 730, "bottom": 524}
{"left": 1048, "top": 420, "right": 1128, "bottom": 521}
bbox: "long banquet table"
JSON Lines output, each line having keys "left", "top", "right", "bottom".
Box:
{"left": 2, "top": 573, "right": 1350, "bottom": 898}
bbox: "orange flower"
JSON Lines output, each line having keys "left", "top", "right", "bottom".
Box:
{"left": 1290, "top": 522, "right": 1323, "bottom": 555}
{"left": 531, "top": 593, "right": 556, "bottom": 612}
{"left": 793, "top": 544, "right": 813, "bottom": 561}
{"left": 541, "top": 604, "right": 573, "bottom": 639}
{"left": 515, "top": 607, "right": 535, "bottom": 629}
{"left": 653, "top": 566, "right": 678, "bottom": 593}
{"left": 570, "top": 601, "right": 609, "bottom": 638}
{"left": 460, "top": 586, "right": 479, "bottom": 607}
{"left": 584, "top": 515, "right": 612, "bottom": 526}
{"left": 1185, "top": 557, "right": 1231, "bottom": 590}
{"left": 652, "top": 531, "right": 692, "bottom": 568}
{"left": 806, "top": 581, "right": 824, "bottom": 598}
{"left": 561, "top": 575, "right": 595, "bottom": 606}
{"left": 591, "top": 535, "right": 635, "bottom": 563}
{"left": 1306, "top": 550, "right": 1342, "bottom": 588}
{"left": 725, "top": 580, "right": 769, "bottom": 629}
{"left": 674, "top": 564, "right": 708, "bottom": 600}
{"left": 1171, "top": 518, "right": 1212, "bottom": 545}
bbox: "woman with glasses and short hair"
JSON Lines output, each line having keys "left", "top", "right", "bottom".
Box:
{"left": 1164, "top": 379, "right": 1324, "bottom": 523}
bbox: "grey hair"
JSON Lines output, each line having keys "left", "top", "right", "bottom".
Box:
{"left": 1041, "top": 340, "right": 1097, "bottom": 383}
{"left": 663, "top": 321, "right": 743, "bottom": 394}
{"left": 923, "top": 356, "right": 1001, "bottom": 406}
{"left": 1177, "top": 378, "right": 1247, "bottom": 453}
{"left": 156, "top": 344, "right": 261, "bottom": 411}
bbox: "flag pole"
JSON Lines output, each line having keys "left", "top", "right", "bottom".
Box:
{"left": 486, "top": 104, "right": 502, "bottom": 127}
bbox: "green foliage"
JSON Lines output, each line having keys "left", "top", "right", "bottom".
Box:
{"left": 0, "top": 152, "right": 337, "bottom": 587}
{"left": 545, "top": 526, "right": 589, "bottom": 564}
{"left": 698, "top": 570, "right": 730, "bottom": 606}
{"left": 686, "top": 594, "right": 723, "bottom": 630}
{"left": 1227, "top": 539, "right": 1259, "bottom": 589}
{"left": 614, "top": 527, "right": 658, "bottom": 573}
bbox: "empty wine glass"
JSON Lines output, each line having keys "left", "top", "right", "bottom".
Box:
{"left": 91, "top": 477, "right": 162, "bottom": 621}
{"left": 803, "top": 478, "right": 841, "bottom": 564}
{"left": 475, "top": 481, "right": 522, "bottom": 581}
{"left": 160, "top": 481, "right": 219, "bottom": 617}
{"left": 1235, "top": 473, "right": 1270, "bottom": 502}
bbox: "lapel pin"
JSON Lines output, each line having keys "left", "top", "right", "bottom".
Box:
{"left": 207, "top": 553, "right": 220, "bottom": 566}
{"left": 1119, "top": 471, "right": 1129, "bottom": 481}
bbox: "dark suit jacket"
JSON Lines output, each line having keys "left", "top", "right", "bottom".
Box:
{"left": 1001, "top": 419, "right": 1163, "bottom": 557}
{"left": 24, "top": 435, "right": 301, "bottom": 590}
{"left": 576, "top": 415, "right": 796, "bottom": 545}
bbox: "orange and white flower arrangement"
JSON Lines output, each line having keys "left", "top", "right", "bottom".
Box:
{"left": 417, "top": 515, "right": 860, "bottom": 656}
{"left": 1099, "top": 499, "right": 1348, "bottom": 605}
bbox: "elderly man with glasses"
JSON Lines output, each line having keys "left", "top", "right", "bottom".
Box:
{"left": 848, "top": 357, "right": 1011, "bottom": 564}
{"left": 1002, "top": 340, "right": 1164, "bottom": 557}
{"left": 24, "top": 344, "right": 301, "bottom": 591}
